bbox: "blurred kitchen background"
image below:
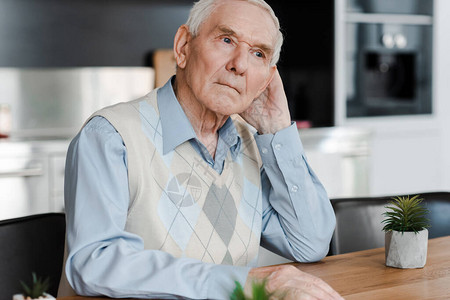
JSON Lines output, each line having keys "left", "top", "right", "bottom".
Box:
{"left": 0, "top": 0, "right": 449, "bottom": 222}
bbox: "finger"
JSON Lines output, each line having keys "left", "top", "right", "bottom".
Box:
{"left": 286, "top": 288, "right": 320, "bottom": 300}
{"left": 290, "top": 271, "right": 343, "bottom": 300}
{"left": 276, "top": 286, "right": 326, "bottom": 300}
{"left": 295, "top": 276, "right": 343, "bottom": 300}
{"left": 269, "top": 269, "right": 343, "bottom": 300}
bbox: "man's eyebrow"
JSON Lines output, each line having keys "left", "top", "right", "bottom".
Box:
{"left": 216, "top": 25, "right": 274, "bottom": 55}
{"left": 217, "top": 25, "right": 236, "bottom": 37}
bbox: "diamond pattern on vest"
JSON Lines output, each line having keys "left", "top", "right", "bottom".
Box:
{"left": 204, "top": 184, "right": 237, "bottom": 246}
{"left": 167, "top": 173, "right": 202, "bottom": 207}
{"left": 95, "top": 90, "right": 263, "bottom": 268}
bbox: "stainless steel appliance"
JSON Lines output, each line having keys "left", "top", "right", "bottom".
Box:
{"left": 0, "top": 67, "right": 154, "bottom": 220}
{"left": 0, "top": 67, "right": 154, "bottom": 138}
{"left": 345, "top": 0, "right": 433, "bottom": 117}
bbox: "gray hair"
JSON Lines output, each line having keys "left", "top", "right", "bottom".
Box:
{"left": 185, "top": 0, "right": 283, "bottom": 66}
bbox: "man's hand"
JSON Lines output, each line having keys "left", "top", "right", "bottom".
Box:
{"left": 246, "top": 265, "right": 344, "bottom": 300}
{"left": 240, "top": 69, "right": 291, "bottom": 135}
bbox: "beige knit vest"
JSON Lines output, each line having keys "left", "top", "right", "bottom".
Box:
{"left": 58, "top": 89, "right": 263, "bottom": 296}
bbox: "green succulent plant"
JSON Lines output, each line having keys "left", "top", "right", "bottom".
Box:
{"left": 20, "top": 272, "right": 50, "bottom": 299}
{"left": 230, "top": 279, "right": 284, "bottom": 300}
{"left": 382, "top": 195, "right": 430, "bottom": 233}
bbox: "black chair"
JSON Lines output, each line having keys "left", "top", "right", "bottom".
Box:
{"left": 329, "top": 192, "right": 450, "bottom": 255}
{"left": 0, "top": 213, "right": 66, "bottom": 297}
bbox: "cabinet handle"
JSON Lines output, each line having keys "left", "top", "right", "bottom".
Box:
{"left": 0, "top": 167, "right": 43, "bottom": 177}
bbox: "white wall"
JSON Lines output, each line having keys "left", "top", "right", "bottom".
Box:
{"left": 434, "top": 0, "right": 450, "bottom": 191}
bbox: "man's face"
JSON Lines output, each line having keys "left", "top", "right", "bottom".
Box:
{"left": 179, "top": 0, "right": 277, "bottom": 116}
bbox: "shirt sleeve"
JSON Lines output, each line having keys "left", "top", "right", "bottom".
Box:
{"left": 64, "top": 116, "right": 250, "bottom": 299}
{"left": 254, "top": 122, "right": 336, "bottom": 262}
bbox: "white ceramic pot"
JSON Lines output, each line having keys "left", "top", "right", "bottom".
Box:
{"left": 12, "top": 293, "right": 55, "bottom": 300}
{"left": 385, "top": 229, "right": 428, "bottom": 268}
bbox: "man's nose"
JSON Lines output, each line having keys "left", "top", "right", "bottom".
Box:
{"left": 226, "top": 45, "right": 248, "bottom": 75}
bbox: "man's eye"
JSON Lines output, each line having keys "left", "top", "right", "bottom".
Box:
{"left": 254, "top": 51, "right": 264, "bottom": 58}
{"left": 223, "top": 37, "right": 232, "bottom": 44}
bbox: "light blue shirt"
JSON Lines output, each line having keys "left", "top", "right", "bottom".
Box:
{"left": 64, "top": 78, "right": 336, "bottom": 299}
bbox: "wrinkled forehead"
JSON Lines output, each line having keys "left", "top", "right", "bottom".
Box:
{"left": 202, "top": 1, "right": 277, "bottom": 46}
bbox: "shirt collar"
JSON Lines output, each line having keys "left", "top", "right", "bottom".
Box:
{"left": 157, "top": 77, "right": 196, "bottom": 155}
{"left": 157, "top": 76, "right": 241, "bottom": 159}
{"left": 219, "top": 117, "right": 241, "bottom": 159}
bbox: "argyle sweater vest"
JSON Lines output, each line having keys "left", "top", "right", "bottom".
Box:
{"left": 58, "top": 89, "right": 264, "bottom": 296}
{"left": 98, "top": 89, "right": 264, "bottom": 266}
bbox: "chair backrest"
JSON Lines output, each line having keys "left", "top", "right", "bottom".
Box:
{"left": 0, "top": 213, "right": 66, "bottom": 297}
{"left": 329, "top": 192, "right": 450, "bottom": 255}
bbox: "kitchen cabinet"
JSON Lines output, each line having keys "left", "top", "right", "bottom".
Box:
{"left": 0, "top": 139, "right": 69, "bottom": 220}
{"left": 49, "top": 153, "right": 66, "bottom": 212}
{"left": 300, "top": 126, "right": 372, "bottom": 198}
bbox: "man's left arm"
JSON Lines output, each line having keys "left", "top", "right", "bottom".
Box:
{"left": 255, "top": 125, "right": 335, "bottom": 262}
{"left": 240, "top": 69, "right": 336, "bottom": 262}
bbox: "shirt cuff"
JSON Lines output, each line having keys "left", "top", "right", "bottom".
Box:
{"left": 207, "top": 264, "right": 251, "bottom": 299}
{"left": 254, "top": 122, "right": 304, "bottom": 165}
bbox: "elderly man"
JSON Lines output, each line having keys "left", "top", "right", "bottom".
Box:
{"left": 58, "top": 0, "right": 340, "bottom": 299}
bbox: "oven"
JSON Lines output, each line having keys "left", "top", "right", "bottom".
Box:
{"left": 344, "top": 0, "right": 433, "bottom": 118}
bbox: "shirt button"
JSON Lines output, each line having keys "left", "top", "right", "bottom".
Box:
{"left": 291, "top": 185, "right": 299, "bottom": 193}
{"left": 274, "top": 143, "right": 282, "bottom": 151}
{"left": 261, "top": 147, "right": 268, "bottom": 154}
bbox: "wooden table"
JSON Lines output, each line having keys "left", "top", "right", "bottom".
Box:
{"left": 297, "top": 236, "right": 450, "bottom": 299}
{"left": 57, "top": 236, "right": 450, "bottom": 300}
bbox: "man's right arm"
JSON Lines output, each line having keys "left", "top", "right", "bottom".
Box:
{"left": 64, "top": 116, "right": 250, "bottom": 299}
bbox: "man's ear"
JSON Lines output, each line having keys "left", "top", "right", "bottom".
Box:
{"left": 173, "top": 25, "right": 191, "bottom": 69}
{"left": 257, "top": 65, "right": 277, "bottom": 95}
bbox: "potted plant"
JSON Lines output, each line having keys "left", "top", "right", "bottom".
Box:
{"left": 382, "top": 195, "right": 430, "bottom": 268}
{"left": 13, "top": 272, "right": 55, "bottom": 300}
{"left": 230, "top": 280, "right": 285, "bottom": 300}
